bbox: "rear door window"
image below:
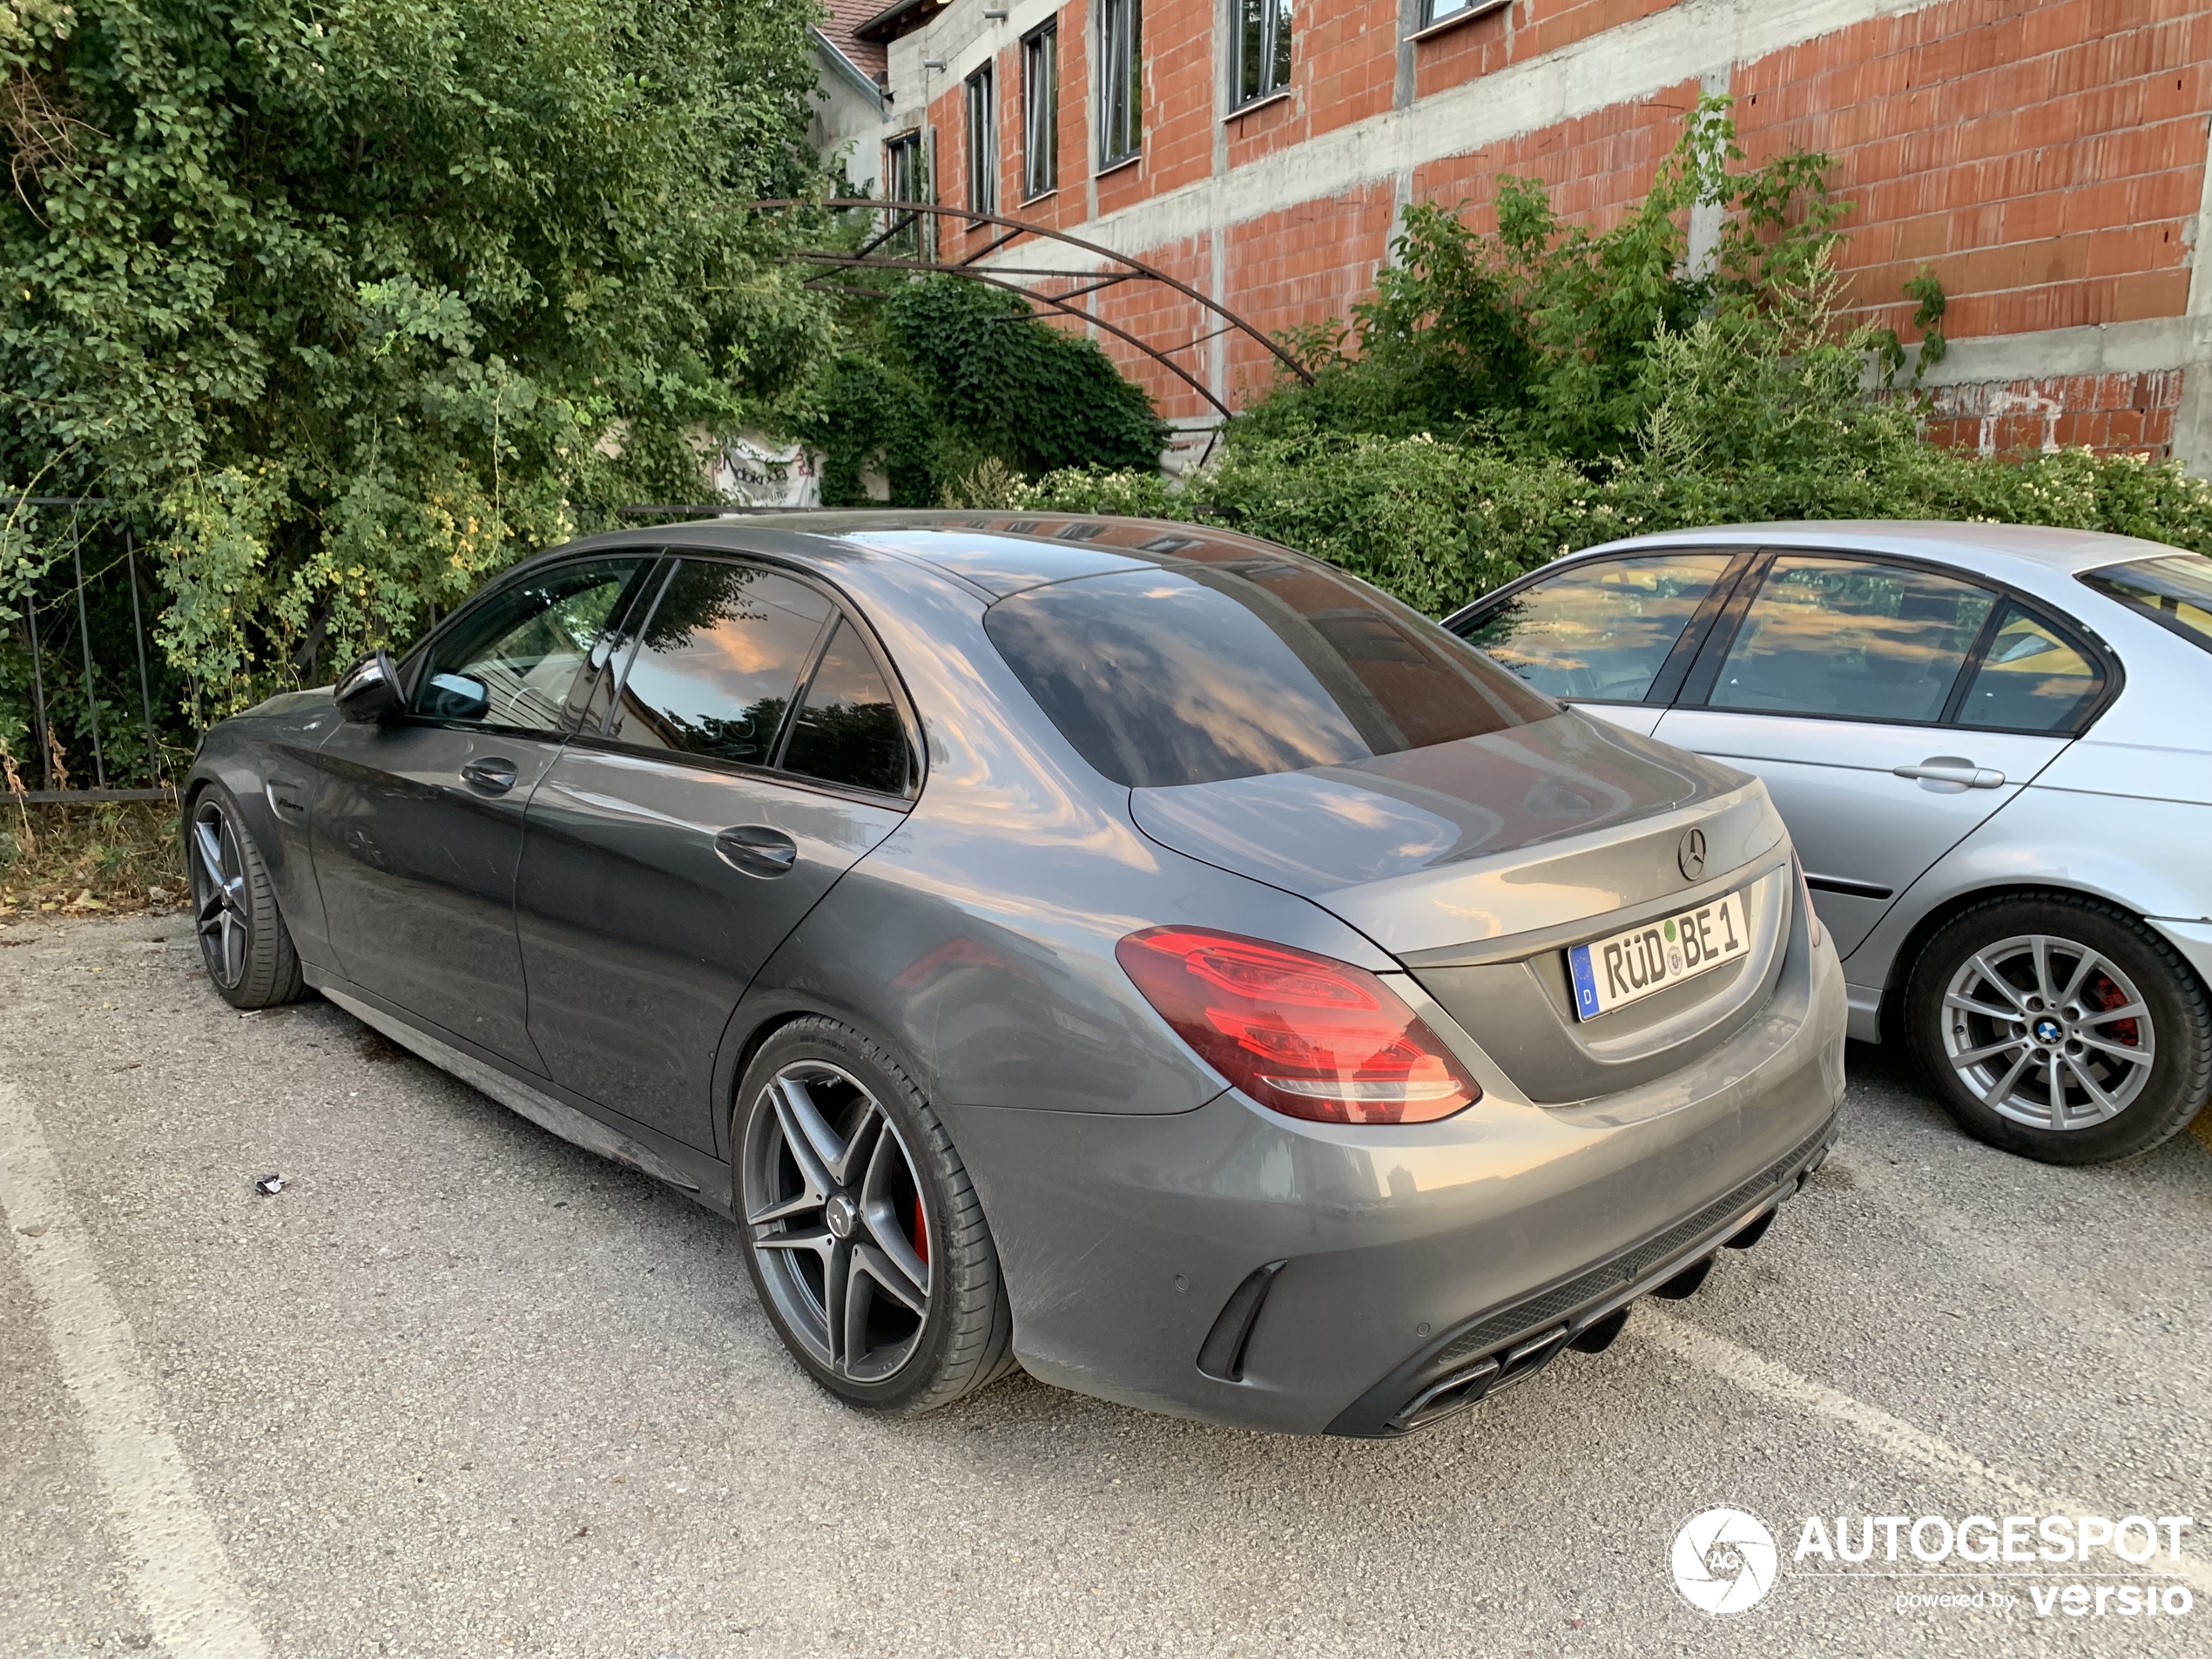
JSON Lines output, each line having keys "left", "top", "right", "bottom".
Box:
{"left": 1706, "top": 556, "right": 1994, "bottom": 724}
{"left": 609, "top": 559, "right": 833, "bottom": 767}
{"left": 1453, "top": 552, "right": 1736, "bottom": 702}
{"left": 1954, "top": 604, "right": 2105, "bottom": 732}
{"left": 983, "top": 561, "right": 1554, "bottom": 788}
{"left": 782, "top": 618, "right": 914, "bottom": 797}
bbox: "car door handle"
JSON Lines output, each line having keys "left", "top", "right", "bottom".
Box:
{"left": 714, "top": 825, "right": 799, "bottom": 878}
{"left": 1893, "top": 758, "right": 2006, "bottom": 789}
{"left": 458, "top": 756, "right": 520, "bottom": 794}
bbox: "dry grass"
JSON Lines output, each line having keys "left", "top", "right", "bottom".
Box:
{"left": 0, "top": 801, "right": 187, "bottom": 918}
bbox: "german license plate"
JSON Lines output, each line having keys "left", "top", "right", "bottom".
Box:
{"left": 1567, "top": 890, "right": 1750, "bottom": 1021}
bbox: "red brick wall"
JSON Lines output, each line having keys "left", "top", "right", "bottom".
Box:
{"left": 1921, "top": 370, "right": 2185, "bottom": 455}
{"left": 1735, "top": 0, "right": 2211, "bottom": 342}
{"left": 885, "top": 0, "right": 2212, "bottom": 454}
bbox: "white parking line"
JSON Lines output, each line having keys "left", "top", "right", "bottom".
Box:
{"left": 1638, "top": 1310, "right": 2212, "bottom": 1596}
{"left": 0, "top": 1078, "right": 270, "bottom": 1659}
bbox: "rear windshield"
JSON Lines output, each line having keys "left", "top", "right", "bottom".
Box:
{"left": 983, "top": 558, "right": 1555, "bottom": 788}
{"left": 2081, "top": 553, "right": 2212, "bottom": 657}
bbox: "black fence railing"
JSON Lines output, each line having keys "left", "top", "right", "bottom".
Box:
{"left": 4, "top": 498, "right": 827, "bottom": 806}
{"left": 3, "top": 497, "right": 182, "bottom": 803}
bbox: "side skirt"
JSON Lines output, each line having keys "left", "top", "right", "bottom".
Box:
{"left": 314, "top": 978, "right": 732, "bottom": 1214}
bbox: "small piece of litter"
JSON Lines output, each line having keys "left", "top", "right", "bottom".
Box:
{"left": 254, "top": 1175, "right": 285, "bottom": 1196}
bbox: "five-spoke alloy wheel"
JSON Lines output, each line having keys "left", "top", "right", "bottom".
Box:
{"left": 745, "top": 1059, "right": 935, "bottom": 1382}
{"left": 735, "top": 1018, "right": 1014, "bottom": 1413}
{"left": 1909, "top": 894, "right": 2210, "bottom": 1164}
{"left": 185, "top": 786, "right": 305, "bottom": 1010}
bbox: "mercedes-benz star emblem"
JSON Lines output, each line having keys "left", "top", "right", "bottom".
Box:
{"left": 1678, "top": 826, "right": 1708, "bottom": 881}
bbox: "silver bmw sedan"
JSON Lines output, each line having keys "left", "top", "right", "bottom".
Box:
{"left": 184, "top": 512, "right": 1844, "bottom": 1433}
{"left": 1447, "top": 522, "right": 2212, "bottom": 1166}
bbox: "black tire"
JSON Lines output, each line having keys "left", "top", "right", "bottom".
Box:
{"left": 733, "top": 1017, "right": 1015, "bottom": 1415}
{"left": 184, "top": 785, "right": 306, "bottom": 1010}
{"left": 1905, "top": 892, "right": 2211, "bottom": 1164}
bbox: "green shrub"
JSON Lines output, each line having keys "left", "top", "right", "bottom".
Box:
{"left": 1025, "top": 98, "right": 2211, "bottom": 616}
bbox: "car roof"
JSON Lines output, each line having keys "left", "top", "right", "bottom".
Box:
{"left": 1574, "top": 520, "right": 2180, "bottom": 580}
{"left": 533, "top": 509, "right": 1290, "bottom": 598}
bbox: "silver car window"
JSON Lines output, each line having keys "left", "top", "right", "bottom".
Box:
{"left": 1710, "top": 556, "right": 1993, "bottom": 724}
{"left": 1457, "top": 552, "right": 1733, "bottom": 702}
{"left": 2081, "top": 552, "right": 2212, "bottom": 658}
{"left": 1954, "top": 603, "right": 2105, "bottom": 732}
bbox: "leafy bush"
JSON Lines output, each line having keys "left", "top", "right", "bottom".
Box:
{"left": 1026, "top": 304, "right": 2212, "bottom": 617}
{"left": 1, "top": 0, "right": 828, "bottom": 718}
{"left": 1022, "top": 98, "right": 2211, "bottom": 616}
{"left": 792, "top": 275, "right": 1170, "bottom": 507}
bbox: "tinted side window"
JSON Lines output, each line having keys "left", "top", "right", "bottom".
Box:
{"left": 609, "top": 560, "right": 832, "bottom": 766}
{"left": 414, "top": 557, "right": 644, "bottom": 732}
{"left": 782, "top": 619, "right": 914, "bottom": 796}
{"left": 984, "top": 564, "right": 1554, "bottom": 789}
{"left": 1457, "top": 553, "right": 1733, "bottom": 702}
{"left": 1710, "top": 556, "right": 1993, "bottom": 724}
{"left": 1955, "top": 603, "right": 2104, "bottom": 732}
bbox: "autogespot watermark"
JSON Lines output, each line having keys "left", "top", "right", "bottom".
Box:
{"left": 1669, "top": 1508, "right": 2197, "bottom": 1620}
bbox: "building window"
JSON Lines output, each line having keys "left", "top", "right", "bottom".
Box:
{"left": 1022, "top": 23, "right": 1058, "bottom": 199}
{"left": 1097, "top": 0, "right": 1141, "bottom": 170}
{"left": 1235, "top": 0, "right": 1291, "bottom": 107}
{"left": 964, "top": 65, "right": 998, "bottom": 219}
{"left": 884, "top": 130, "right": 930, "bottom": 256}
{"left": 1417, "top": 0, "right": 1509, "bottom": 30}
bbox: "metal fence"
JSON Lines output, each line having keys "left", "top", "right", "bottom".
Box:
{"left": 3, "top": 499, "right": 821, "bottom": 807}
{"left": 3, "top": 496, "right": 179, "bottom": 805}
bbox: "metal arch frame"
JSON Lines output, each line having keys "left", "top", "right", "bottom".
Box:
{"left": 752, "top": 199, "right": 1315, "bottom": 421}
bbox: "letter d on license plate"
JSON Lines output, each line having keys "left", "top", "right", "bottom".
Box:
{"left": 1567, "top": 889, "right": 1750, "bottom": 1021}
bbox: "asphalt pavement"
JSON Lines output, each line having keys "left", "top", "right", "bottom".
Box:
{"left": 3, "top": 912, "right": 2209, "bottom": 1658}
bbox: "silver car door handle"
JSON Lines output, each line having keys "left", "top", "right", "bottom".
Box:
{"left": 1893, "top": 759, "right": 2005, "bottom": 789}
{"left": 458, "top": 756, "right": 519, "bottom": 794}
{"left": 714, "top": 825, "right": 799, "bottom": 878}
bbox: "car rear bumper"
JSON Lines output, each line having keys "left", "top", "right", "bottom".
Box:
{"left": 943, "top": 907, "right": 1849, "bottom": 1435}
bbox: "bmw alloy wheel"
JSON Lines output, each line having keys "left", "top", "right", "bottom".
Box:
{"left": 741, "top": 1061, "right": 934, "bottom": 1383}
{"left": 1938, "top": 933, "right": 2155, "bottom": 1130}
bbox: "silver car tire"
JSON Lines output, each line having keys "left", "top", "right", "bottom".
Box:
{"left": 734, "top": 1017, "right": 1015, "bottom": 1415}
{"left": 185, "top": 785, "right": 306, "bottom": 1010}
{"left": 1905, "top": 893, "right": 2211, "bottom": 1165}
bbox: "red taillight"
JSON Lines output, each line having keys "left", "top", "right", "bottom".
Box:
{"left": 1116, "top": 926, "right": 1482, "bottom": 1125}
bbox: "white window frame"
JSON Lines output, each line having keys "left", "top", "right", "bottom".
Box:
{"left": 1022, "top": 22, "right": 1059, "bottom": 199}
{"left": 1096, "top": 0, "right": 1142, "bottom": 171}
{"left": 965, "top": 64, "right": 999, "bottom": 219}
{"left": 1232, "top": 0, "right": 1293, "bottom": 111}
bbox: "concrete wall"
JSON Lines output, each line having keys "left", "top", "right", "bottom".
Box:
{"left": 857, "top": 0, "right": 2212, "bottom": 469}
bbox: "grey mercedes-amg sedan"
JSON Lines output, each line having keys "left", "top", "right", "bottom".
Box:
{"left": 182, "top": 512, "right": 1845, "bottom": 1435}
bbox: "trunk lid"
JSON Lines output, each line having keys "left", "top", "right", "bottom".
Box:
{"left": 1130, "top": 711, "right": 1802, "bottom": 1106}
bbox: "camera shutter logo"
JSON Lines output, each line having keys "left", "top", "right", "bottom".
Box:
{"left": 1671, "top": 1508, "right": 1778, "bottom": 1615}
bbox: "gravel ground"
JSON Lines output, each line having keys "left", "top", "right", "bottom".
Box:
{"left": 3, "top": 911, "right": 2209, "bottom": 1658}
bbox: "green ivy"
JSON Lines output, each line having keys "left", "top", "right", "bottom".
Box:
{"left": 789, "top": 274, "right": 1170, "bottom": 508}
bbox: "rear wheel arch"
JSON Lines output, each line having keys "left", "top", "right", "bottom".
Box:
{"left": 1880, "top": 880, "right": 2209, "bottom": 1041}
{"left": 1899, "top": 887, "right": 2211, "bottom": 1163}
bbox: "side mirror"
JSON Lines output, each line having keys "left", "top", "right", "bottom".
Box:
{"left": 334, "top": 651, "right": 405, "bottom": 724}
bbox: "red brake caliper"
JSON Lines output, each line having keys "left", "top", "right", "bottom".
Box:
{"left": 913, "top": 1196, "right": 928, "bottom": 1265}
{"left": 2093, "top": 975, "right": 2139, "bottom": 1046}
